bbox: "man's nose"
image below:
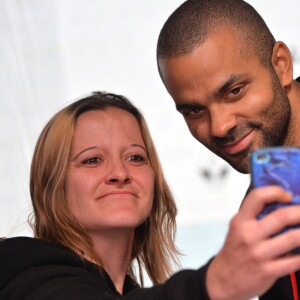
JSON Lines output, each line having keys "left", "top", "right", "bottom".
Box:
{"left": 210, "top": 107, "right": 237, "bottom": 138}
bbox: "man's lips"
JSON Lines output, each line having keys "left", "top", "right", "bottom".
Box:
{"left": 221, "top": 129, "right": 255, "bottom": 155}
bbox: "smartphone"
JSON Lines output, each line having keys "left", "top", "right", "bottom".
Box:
{"left": 250, "top": 147, "right": 300, "bottom": 236}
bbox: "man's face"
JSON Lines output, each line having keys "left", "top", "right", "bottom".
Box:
{"left": 158, "top": 29, "right": 291, "bottom": 174}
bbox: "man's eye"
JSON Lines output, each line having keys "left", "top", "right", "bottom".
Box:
{"left": 230, "top": 86, "right": 241, "bottom": 95}
{"left": 181, "top": 107, "right": 204, "bottom": 117}
{"left": 127, "top": 155, "right": 145, "bottom": 162}
{"left": 83, "top": 157, "right": 101, "bottom": 165}
{"left": 191, "top": 108, "right": 202, "bottom": 114}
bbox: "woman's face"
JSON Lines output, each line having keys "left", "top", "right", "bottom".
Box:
{"left": 65, "top": 107, "right": 155, "bottom": 236}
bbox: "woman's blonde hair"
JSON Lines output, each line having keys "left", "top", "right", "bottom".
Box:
{"left": 30, "top": 92, "right": 180, "bottom": 285}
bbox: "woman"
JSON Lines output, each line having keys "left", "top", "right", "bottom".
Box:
{"left": 0, "top": 92, "right": 209, "bottom": 299}
{"left": 2, "top": 91, "right": 300, "bottom": 300}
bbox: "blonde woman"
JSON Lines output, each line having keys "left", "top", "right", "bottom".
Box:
{"left": 2, "top": 91, "right": 299, "bottom": 300}
{"left": 0, "top": 92, "right": 207, "bottom": 299}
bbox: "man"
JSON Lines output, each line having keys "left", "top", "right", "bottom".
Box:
{"left": 157, "top": 0, "right": 300, "bottom": 299}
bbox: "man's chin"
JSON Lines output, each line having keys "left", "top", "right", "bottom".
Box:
{"left": 230, "top": 157, "right": 251, "bottom": 173}
{"left": 221, "top": 153, "right": 251, "bottom": 174}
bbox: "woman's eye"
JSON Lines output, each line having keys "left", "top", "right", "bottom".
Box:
{"left": 127, "top": 154, "right": 145, "bottom": 162}
{"left": 82, "top": 157, "right": 101, "bottom": 165}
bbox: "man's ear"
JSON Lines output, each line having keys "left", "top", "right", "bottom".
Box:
{"left": 271, "top": 41, "right": 293, "bottom": 88}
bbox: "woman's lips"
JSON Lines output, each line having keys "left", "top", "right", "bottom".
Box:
{"left": 98, "top": 191, "right": 136, "bottom": 200}
{"left": 221, "top": 129, "right": 255, "bottom": 155}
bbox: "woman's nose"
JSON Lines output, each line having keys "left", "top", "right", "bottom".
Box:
{"left": 105, "top": 160, "right": 131, "bottom": 184}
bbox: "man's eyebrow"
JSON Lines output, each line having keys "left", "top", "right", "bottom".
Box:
{"left": 175, "top": 74, "right": 251, "bottom": 112}
{"left": 175, "top": 102, "right": 202, "bottom": 112}
{"left": 215, "top": 73, "right": 251, "bottom": 97}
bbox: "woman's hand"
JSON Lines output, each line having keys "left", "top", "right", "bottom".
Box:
{"left": 206, "top": 186, "right": 300, "bottom": 300}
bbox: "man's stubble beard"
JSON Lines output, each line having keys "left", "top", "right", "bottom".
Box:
{"left": 209, "top": 70, "right": 291, "bottom": 174}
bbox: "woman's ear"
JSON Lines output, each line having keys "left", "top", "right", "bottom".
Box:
{"left": 271, "top": 41, "right": 293, "bottom": 88}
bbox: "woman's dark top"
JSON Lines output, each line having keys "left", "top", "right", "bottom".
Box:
{"left": 0, "top": 237, "right": 210, "bottom": 300}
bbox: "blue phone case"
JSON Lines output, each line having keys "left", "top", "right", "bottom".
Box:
{"left": 250, "top": 147, "right": 300, "bottom": 238}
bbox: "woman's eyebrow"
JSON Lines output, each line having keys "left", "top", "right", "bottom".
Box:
{"left": 131, "top": 144, "right": 147, "bottom": 152}
{"left": 71, "top": 144, "right": 147, "bottom": 161}
{"left": 71, "top": 146, "right": 97, "bottom": 161}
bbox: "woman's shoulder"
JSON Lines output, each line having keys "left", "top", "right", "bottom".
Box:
{"left": 0, "top": 237, "right": 107, "bottom": 297}
{"left": 0, "top": 236, "right": 92, "bottom": 268}
{"left": 1, "top": 236, "right": 47, "bottom": 246}
{"left": 1, "top": 236, "right": 62, "bottom": 247}
{"left": 0, "top": 236, "right": 47, "bottom": 254}
{"left": 0, "top": 236, "right": 69, "bottom": 257}
{"left": 0, "top": 237, "right": 77, "bottom": 279}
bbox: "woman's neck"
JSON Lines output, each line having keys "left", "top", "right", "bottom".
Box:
{"left": 89, "top": 229, "right": 135, "bottom": 294}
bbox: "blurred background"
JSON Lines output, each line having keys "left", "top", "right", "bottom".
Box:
{"left": 1, "top": 0, "right": 300, "bottom": 281}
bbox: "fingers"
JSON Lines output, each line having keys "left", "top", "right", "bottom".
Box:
{"left": 263, "top": 252, "right": 300, "bottom": 278}
{"left": 240, "top": 186, "right": 300, "bottom": 242}
{"left": 227, "top": 186, "right": 295, "bottom": 246}
{"left": 255, "top": 228, "right": 300, "bottom": 260}
{"left": 239, "top": 186, "right": 292, "bottom": 219}
{"left": 256, "top": 205, "right": 300, "bottom": 241}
